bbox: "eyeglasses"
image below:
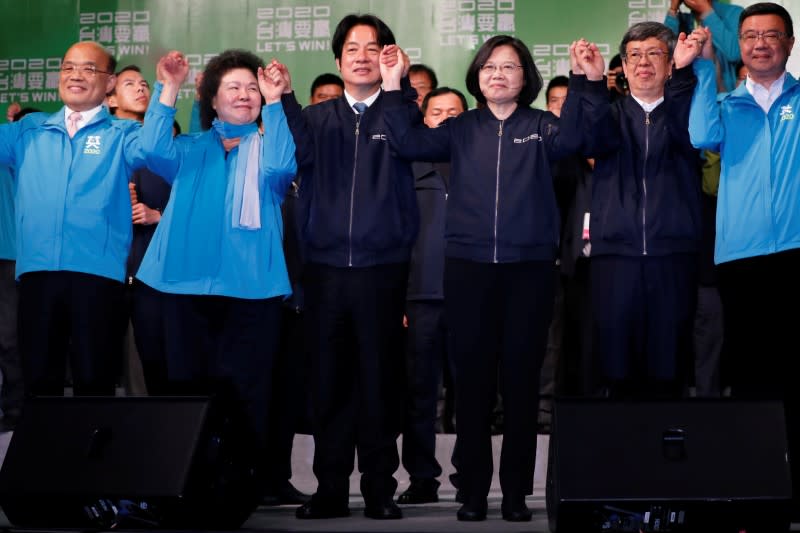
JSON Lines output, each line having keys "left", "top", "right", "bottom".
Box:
{"left": 739, "top": 30, "right": 788, "bottom": 44}
{"left": 480, "top": 63, "right": 522, "bottom": 75}
{"left": 624, "top": 50, "right": 668, "bottom": 65}
{"left": 60, "top": 63, "right": 112, "bottom": 77}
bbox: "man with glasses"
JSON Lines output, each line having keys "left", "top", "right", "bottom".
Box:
{"left": 568, "top": 22, "right": 706, "bottom": 399}
{"left": 0, "top": 41, "right": 148, "bottom": 399}
{"left": 689, "top": 2, "right": 800, "bottom": 514}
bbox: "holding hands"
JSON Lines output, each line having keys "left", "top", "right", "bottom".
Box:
{"left": 570, "top": 38, "right": 605, "bottom": 81}
{"left": 380, "top": 44, "right": 409, "bottom": 91}
{"left": 259, "top": 59, "right": 290, "bottom": 104}
{"left": 673, "top": 28, "right": 710, "bottom": 68}
{"left": 156, "top": 51, "right": 190, "bottom": 106}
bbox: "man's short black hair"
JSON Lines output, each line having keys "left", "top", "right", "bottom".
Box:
{"left": 545, "top": 75, "right": 569, "bottom": 102}
{"left": 739, "top": 2, "right": 793, "bottom": 37}
{"left": 310, "top": 73, "right": 344, "bottom": 97}
{"left": 420, "top": 87, "right": 468, "bottom": 115}
{"left": 408, "top": 64, "right": 439, "bottom": 90}
{"left": 108, "top": 64, "right": 144, "bottom": 97}
{"left": 331, "top": 14, "right": 395, "bottom": 60}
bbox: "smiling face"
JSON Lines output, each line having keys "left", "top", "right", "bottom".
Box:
{"left": 211, "top": 68, "right": 261, "bottom": 125}
{"left": 478, "top": 44, "right": 525, "bottom": 107}
{"left": 59, "top": 42, "right": 116, "bottom": 111}
{"left": 335, "top": 24, "right": 382, "bottom": 97}
{"left": 108, "top": 69, "right": 150, "bottom": 120}
{"left": 739, "top": 14, "right": 795, "bottom": 85}
{"left": 622, "top": 37, "right": 671, "bottom": 102}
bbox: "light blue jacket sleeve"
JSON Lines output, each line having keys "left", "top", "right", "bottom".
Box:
{"left": 262, "top": 101, "right": 297, "bottom": 202}
{"left": 702, "top": 3, "right": 742, "bottom": 65}
{"left": 689, "top": 58, "right": 723, "bottom": 151}
{"left": 141, "top": 82, "right": 180, "bottom": 183}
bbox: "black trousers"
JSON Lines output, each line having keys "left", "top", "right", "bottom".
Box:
{"left": 445, "top": 258, "right": 555, "bottom": 505}
{"left": 130, "top": 281, "right": 169, "bottom": 395}
{"left": 18, "top": 271, "right": 125, "bottom": 397}
{"left": 159, "top": 290, "right": 283, "bottom": 460}
{"left": 0, "top": 259, "right": 23, "bottom": 418}
{"left": 402, "top": 300, "right": 447, "bottom": 483}
{"left": 304, "top": 262, "right": 407, "bottom": 506}
{"left": 590, "top": 254, "right": 697, "bottom": 396}
{"left": 716, "top": 249, "right": 800, "bottom": 510}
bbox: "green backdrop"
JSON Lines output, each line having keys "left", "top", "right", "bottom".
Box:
{"left": 1, "top": 0, "right": 791, "bottom": 128}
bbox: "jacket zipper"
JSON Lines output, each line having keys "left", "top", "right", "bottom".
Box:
{"left": 348, "top": 113, "right": 362, "bottom": 266}
{"left": 493, "top": 119, "right": 504, "bottom": 263}
{"left": 642, "top": 111, "right": 650, "bottom": 256}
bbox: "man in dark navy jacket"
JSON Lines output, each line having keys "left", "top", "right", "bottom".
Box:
{"left": 279, "top": 13, "right": 420, "bottom": 520}
{"left": 569, "top": 23, "right": 706, "bottom": 398}
{"left": 108, "top": 65, "right": 174, "bottom": 396}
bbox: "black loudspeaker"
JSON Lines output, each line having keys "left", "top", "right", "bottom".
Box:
{"left": 547, "top": 399, "right": 793, "bottom": 533}
{"left": 0, "top": 396, "right": 261, "bottom": 529}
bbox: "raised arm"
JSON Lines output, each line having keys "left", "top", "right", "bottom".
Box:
{"left": 141, "top": 51, "right": 191, "bottom": 182}
{"left": 260, "top": 59, "right": 297, "bottom": 200}
{"left": 688, "top": 29, "right": 723, "bottom": 151}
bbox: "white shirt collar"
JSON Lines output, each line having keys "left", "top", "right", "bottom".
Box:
{"left": 64, "top": 104, "right": 104, "bottom": 132}
{"left": 745, "top": 72, "right": 786, "bottom": 113}
{"left": 344, "top": 87, "right": 381, "bottom": 113}
{"left": 631, "top": 93, "right": 664, "bottom": 113}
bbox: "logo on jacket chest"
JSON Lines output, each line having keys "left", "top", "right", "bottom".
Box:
{"left": 513, "top": 133, "right": 541, "bottom": 144}
{"left": 780, "top": 104, "right": 795, "bottom": 122}
{"left": 83, "top": 135, "right": 101, "bottom": 155}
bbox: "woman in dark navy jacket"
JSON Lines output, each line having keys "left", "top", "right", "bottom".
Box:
{"left": 381, "top": 36, "right": 584, "bottom": 522}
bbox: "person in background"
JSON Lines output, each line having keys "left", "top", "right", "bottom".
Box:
{"left": 408, "top": 64, "right": 438, "bottom": 109}
{"left": 107, "top": 64, "right": 174, "bottom": 396}
{"left": 665, "top": 0, "right": 743, "bottom": 93}
{"left": 309, "top": 73, "right": 344, "bottom": 104}
{"left": 689, "top": 1, "right": 800, "bottom": 515}
{"left": 606, "top": 54, "right": 628, "bottom": 101}
{"left": 398, "top": 87, "right": 467, "bottom": 506}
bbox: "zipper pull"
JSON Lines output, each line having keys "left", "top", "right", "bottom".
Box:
{"left": 645, "top": 111, "right": 650, "bottom": 126}
{"left": 498, "top": 120, "right": 504, "bottom": 137}
{"left": 355, "top": 116, "right": 360, "bottom": 136}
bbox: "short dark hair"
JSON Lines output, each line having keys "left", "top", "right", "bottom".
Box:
{"left": 620, "top": 22, "right": 676, "bottom": 59}
{"left": 108, "top": 64, "right": 144, "bottom": 97}
{"left": 199, "top": 49, "right": 265, "bottom": 130}
{"left": 545, "top": 75, "right": 569, "bottom": 102}
{"left": 421, "top": 86, "right": 468, "bottom": 115}
{"left": 310, "top": 72, "right": 344, "bottom": 97}
{"left": 408, "top": 64, "right": 439, "bottom": 90}
{"left": 609, "top": 53, "right": 623, "bottom": 71}
{"left": 331, "top": 14, "right": 395, "bottom": 60}
{"left": 739, "top": 2, "right": 793, "bottom": 37}
{"left": 465, "top": 35, "right": 542, "bottom": 108}
{"left": 63, "top": 42, "right": 117, "bottom": 75}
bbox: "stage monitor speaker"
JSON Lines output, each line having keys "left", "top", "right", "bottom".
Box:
{"left": 0, "top": 395, "right": 261, "bottom": 529}
{"left": 546, "top": 399, "right": 792, "bottom": 533}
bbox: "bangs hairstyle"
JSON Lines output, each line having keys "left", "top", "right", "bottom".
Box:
{"left": 619, "top": 21, "right": 676, "bottom": 59}
{"left": 199, "top": 49, "right": 265, "bottom": 130}
{"left": 331, "top": 13, "right": 395, "bottom": 60}
{"left": 465, "top": 35, "right": 541, "bottom": 107}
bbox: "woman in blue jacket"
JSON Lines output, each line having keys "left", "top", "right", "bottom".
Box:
{"left": 381, "top": 37, "right": 583, "bottom": 522}
{"left": 137, "top": 50, "right": 297, "bottom": 482}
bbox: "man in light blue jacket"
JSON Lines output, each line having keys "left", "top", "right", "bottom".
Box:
{"left": 689, "top": 1, "right": 800, "bottom": 516}
{"left": 0, "top": 41, "right": 147, "bottom": 397}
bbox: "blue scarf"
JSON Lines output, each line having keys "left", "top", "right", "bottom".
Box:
{"left": 212, "top": 119, "right": 262, "bottom": 230}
